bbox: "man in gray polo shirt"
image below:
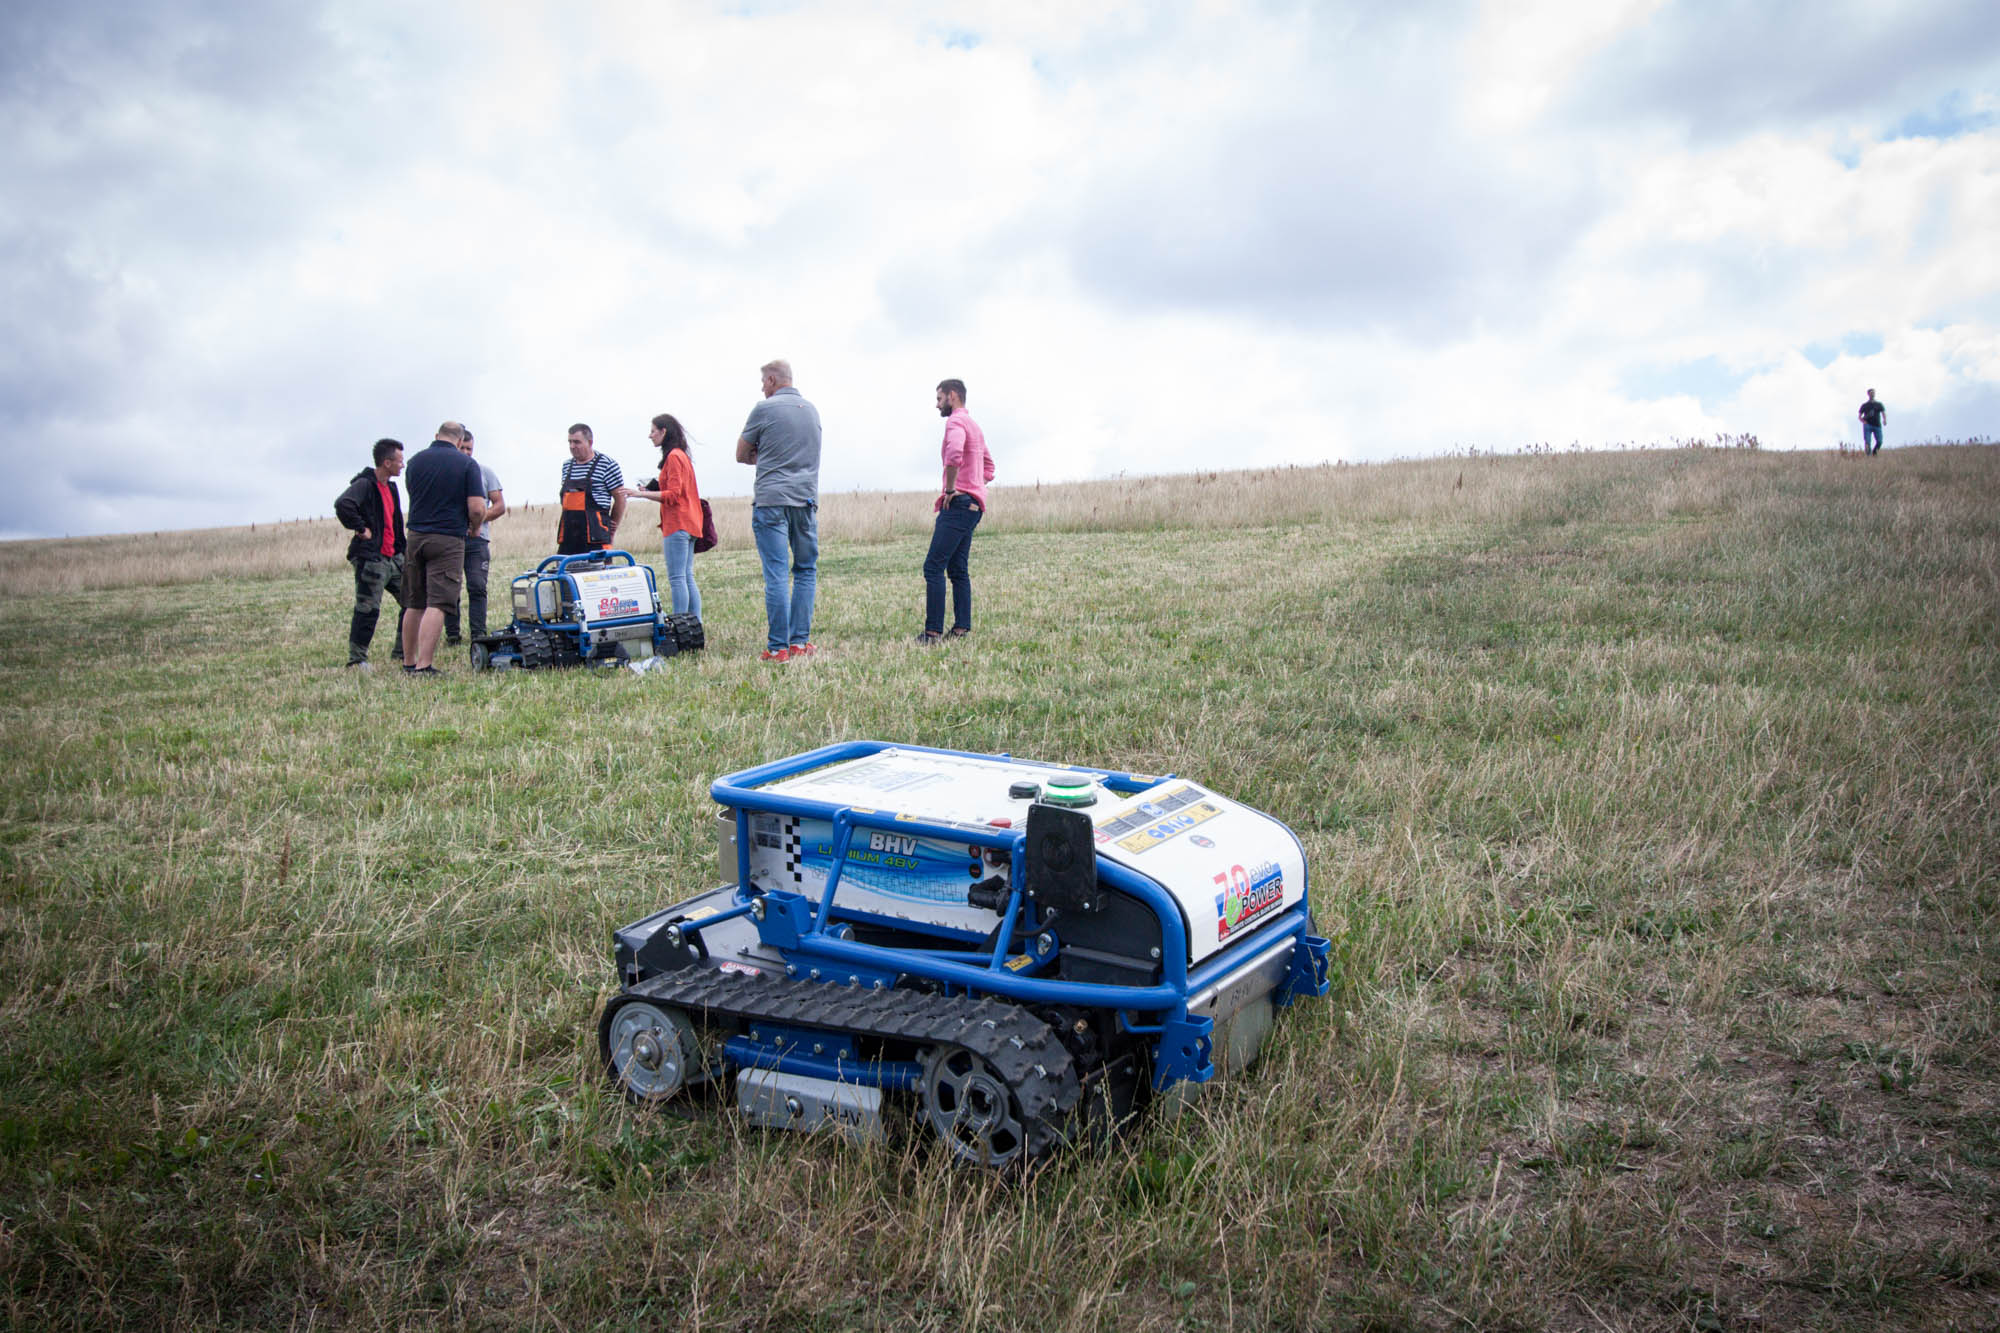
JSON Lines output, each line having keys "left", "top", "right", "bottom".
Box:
{"left": 442, "top": 427, "right": 506, "bottom": 645}
{"left": 736, "top": 359, "right": 822, "bottom": 661}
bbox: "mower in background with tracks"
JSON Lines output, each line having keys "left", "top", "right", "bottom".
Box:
{"left": 598, "top": 742, "right": 1331, "bottom": 1168}
{"left": 471, "top": 549, "right": 703, "bottom": 670}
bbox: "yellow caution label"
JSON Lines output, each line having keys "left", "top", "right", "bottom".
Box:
{"left": 1115, "top": 800, "right": 1223, "bottom": 854}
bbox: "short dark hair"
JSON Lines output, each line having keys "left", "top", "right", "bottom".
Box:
{"left": 373, "top": 438, "right": 404, "bottom": 465}
{"left": 937, "top": 379, "right": 967, "bottom": 404}
{"left": 651, "top": 413, "right": 687, "bottom": 456}
{"left": 568, "top": 423, "right": 593, "bottom": 443}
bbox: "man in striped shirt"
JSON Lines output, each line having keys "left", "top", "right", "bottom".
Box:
{"left": 556, "top": 423, "right": 626, "bottom": 553}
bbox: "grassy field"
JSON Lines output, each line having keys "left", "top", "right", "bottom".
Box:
{"left": 1, "top": 446, "right": 1996, "bottom": 1331}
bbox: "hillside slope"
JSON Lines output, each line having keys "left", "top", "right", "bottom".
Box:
{"left": 1, "top": 446, "right": 1996, "bottom": 1330}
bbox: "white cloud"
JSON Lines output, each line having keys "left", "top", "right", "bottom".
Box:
{"left": 0, "top": 0, "right": 1995, "bottom": 538}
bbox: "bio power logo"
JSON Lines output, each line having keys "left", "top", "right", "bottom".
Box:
{"left": 1214, "top": 860, "right": 1284, "bottom": 940}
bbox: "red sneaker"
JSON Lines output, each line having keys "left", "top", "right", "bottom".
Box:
{"left": 789, "top": 642, "right": 816, "bottom": 657}
{"left": 761, "top": 648, "right": 790, "bottom": 662}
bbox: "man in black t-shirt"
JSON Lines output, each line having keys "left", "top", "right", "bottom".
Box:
{"left": 1858, "top": 390, "right": 1886, "bottom": 456}
{"left": 400, "top": 421, "right": 488, "bottom": 674}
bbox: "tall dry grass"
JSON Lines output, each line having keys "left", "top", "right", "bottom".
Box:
{"left": 2, "top": 442, "right": 1996, "bottom": 1329}
{"left": 0, "top": 446, "right": 1849, "bottom": 597}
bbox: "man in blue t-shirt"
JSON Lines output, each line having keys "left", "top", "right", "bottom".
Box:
{"left": 400, "top": 421, "right": 488, "bottom": 675}
{"left": 736, "top": 359, "right": 822, "bottom": 660}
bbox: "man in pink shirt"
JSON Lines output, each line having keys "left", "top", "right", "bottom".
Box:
{"left": 916, "top": 378, "right": 995, "bottom": 645}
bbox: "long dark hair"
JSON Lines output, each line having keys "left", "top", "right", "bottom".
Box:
{"left": 652, "top": 414, "right": 687, "bottom": 460}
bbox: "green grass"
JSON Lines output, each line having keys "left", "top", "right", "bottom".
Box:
{"left": 1, "top": 447, "right": 1996, "bottom": 1330}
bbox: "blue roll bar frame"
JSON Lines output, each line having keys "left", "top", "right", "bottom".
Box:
{"left": 706, "top": 741, "right": 1327, "bottom": 1089}
{"left": 512, "top": 549, "right": 664, "bottom": 654}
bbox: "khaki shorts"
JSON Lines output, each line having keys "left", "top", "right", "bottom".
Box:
{"left": 406, "top": 531, "right": 466, "bottom": 610}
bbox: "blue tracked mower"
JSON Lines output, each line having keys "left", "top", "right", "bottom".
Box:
{"left": 471, "top": 549, "right": 703, "bottom": 670}
{"left": 599, "top": 742, "right": 1331, "bottom": 1167}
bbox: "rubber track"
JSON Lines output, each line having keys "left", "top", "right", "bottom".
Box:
{"left": 666, "top": 613, "right": 705, "bottom": 652}
{"left": 621, "top": 969, "right": 1081, "bottom": 1158}
{"left": 518, "top": 627, "right": 580, "bottom": 670}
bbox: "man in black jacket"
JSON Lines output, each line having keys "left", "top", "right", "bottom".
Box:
{"left": 334, "top": 438, "right": 408, "bottom": 668}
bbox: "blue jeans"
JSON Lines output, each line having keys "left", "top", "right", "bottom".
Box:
{"left": 751, "top": 504, "right": 817, "bottom": 651}
{"left": 1863, "top": 424, "right": 1882, "bottom": 454}
{"left": 664, "top": 529, "right": 701, "bottom": 618}
{"left": 922, "top": 495, "right": 982, "bottom": 634}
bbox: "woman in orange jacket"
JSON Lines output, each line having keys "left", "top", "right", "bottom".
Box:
{"left": 617, "top": 414, "right": 703, "bottom": 618}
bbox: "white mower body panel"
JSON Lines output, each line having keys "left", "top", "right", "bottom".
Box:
{"left": 569, "top": 566, "right": 659, "bottom": 624}
{"left": 747, "top": 747, "right": 1305, "bottom": 965}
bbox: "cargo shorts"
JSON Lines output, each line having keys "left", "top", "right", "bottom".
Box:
{"left": 406, "top": 531, "right": 466, "bottom": 611}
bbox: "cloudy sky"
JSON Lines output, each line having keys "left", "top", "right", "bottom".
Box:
{"left": 3, "top": 0, "right": 1996, "bottom": 540}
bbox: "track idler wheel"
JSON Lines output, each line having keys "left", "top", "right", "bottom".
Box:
{"left": 920, "top": 1044, "right": 1036, "bottom": 1168}
{"left": 600, "top": 996, "right": 701, "bottom": 1106}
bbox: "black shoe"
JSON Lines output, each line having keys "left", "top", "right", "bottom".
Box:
{"left": 914, "top": 631, "right": 941, "bottom": 646}
{"left": 944, "top": 626, "right": 971, "bottom": 639}
{"left": 445, "top": 636, "right": 464, "bottom": 646}
{"left": 407, "top": 665, "right": 442, "bottom": 676}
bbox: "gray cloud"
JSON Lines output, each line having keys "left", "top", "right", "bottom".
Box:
{"left": 0, "top": 226, "right": 167, "bottom": 421}
{"left": 1, "top": 0, "right": 341, "bottom": 126}
{"left": 1563, "top": 0, "right": 2000, "bottom": 139}
{"left": 1061, "top": 113, "right": 1595, "bottom": 337}
{"left": 0, "top": 1, "right": 1993, "bottom": 538}
{"left": 1045, "top": 8, "right": 1596, "bottom": 337}
{"left": 1898, "top": 380, "right": 2000, "bottom": 445}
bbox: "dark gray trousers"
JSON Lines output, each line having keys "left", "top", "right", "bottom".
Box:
{"left": 443, "top": 538, "right": 491, "bottom": 641}
{"left": 347, "top": 553, "right": 406, "bottom": 663}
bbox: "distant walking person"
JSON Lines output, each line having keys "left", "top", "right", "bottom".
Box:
{"left": 736, "top": 360, "right": 822, "bottom": 660}
{"left": 443, "top": 427, "right": 506, "bottom": 645}
{"left": 401, "top": 422, "right": 488, "bottom": 675}
{"left": 915, "top": 378, "right": 994, "bottom": 646}
{"left": 556, "top": 424, "right": 625, "bottom": 554}
{"left": 617, "top": 414, "right": 704, "bottom": 617}
{"left": 334, "top": 438, "right": 408, "bottom": 669}
{"left": 1859, "top": 389, "right": 1887, "bottom": 456}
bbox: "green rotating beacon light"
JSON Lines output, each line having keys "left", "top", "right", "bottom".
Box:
{"left": 1041, "top": 773, "right": 1098, "bottom": 807}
